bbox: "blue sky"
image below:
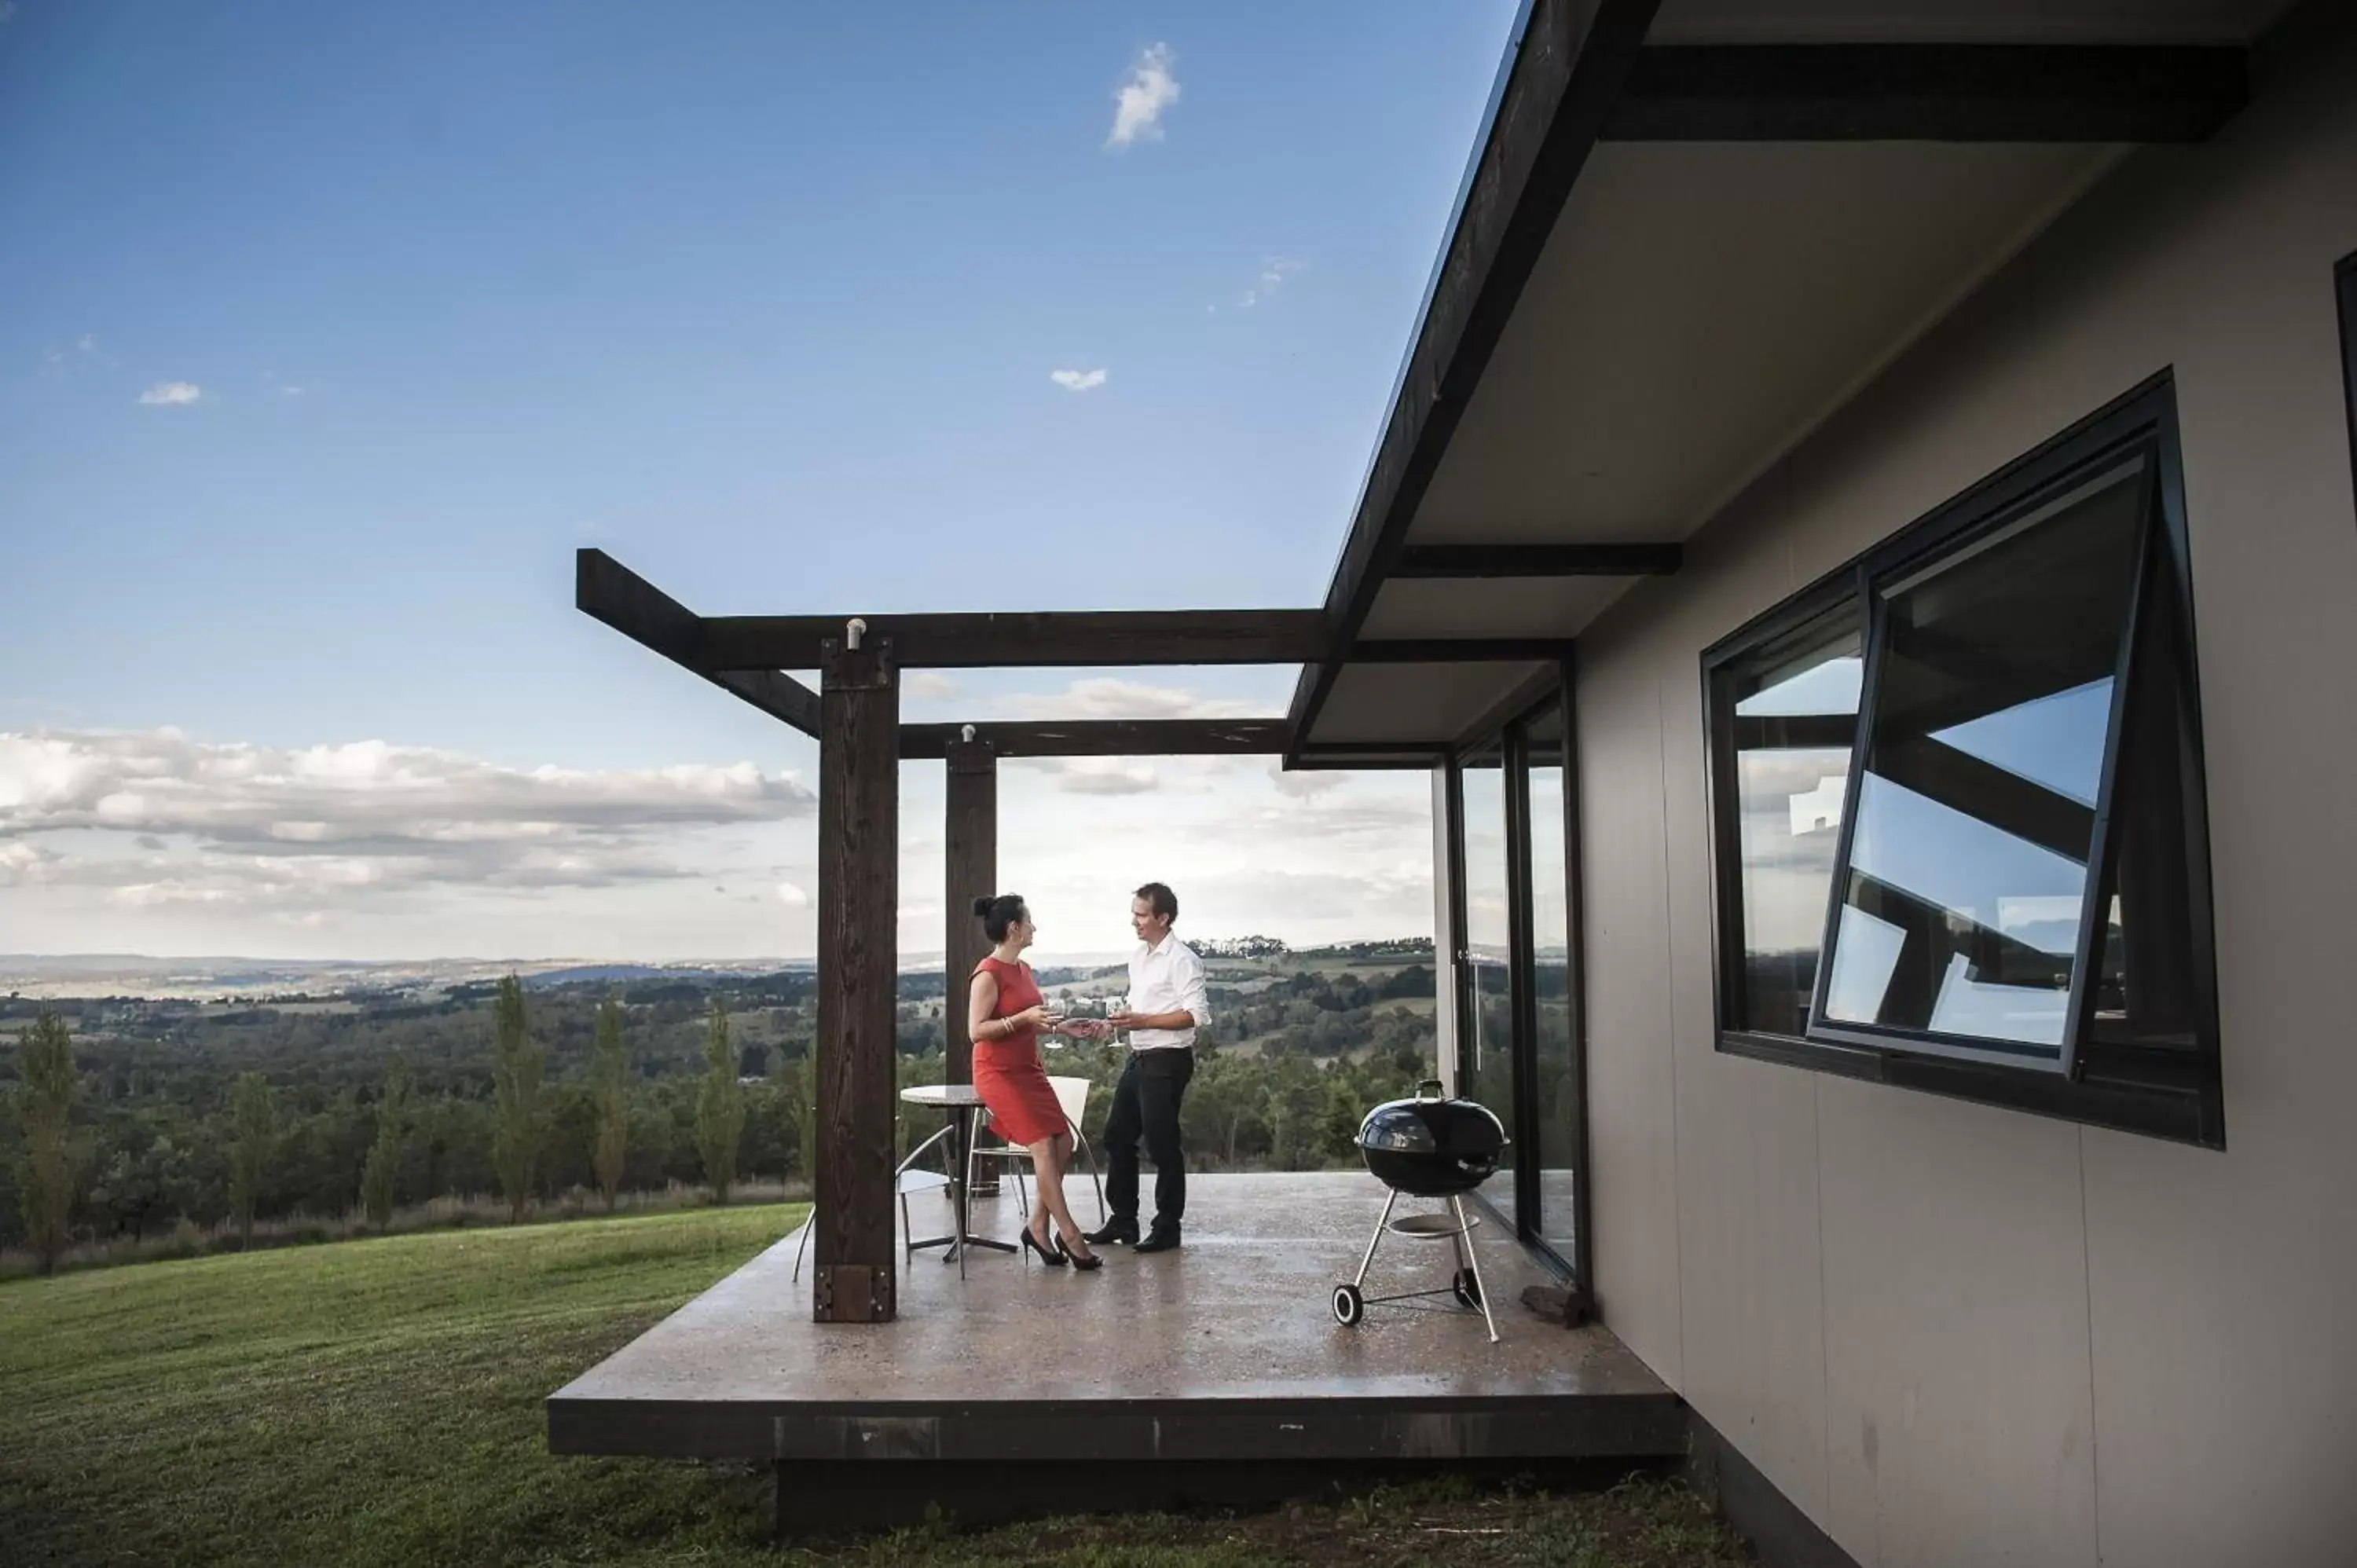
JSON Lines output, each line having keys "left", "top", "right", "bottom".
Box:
{"left": 0, "top": 1, "right": 1515, "bottom": 961}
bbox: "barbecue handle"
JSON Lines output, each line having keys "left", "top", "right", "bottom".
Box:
{"left": 1415, "top": 1079, "right": 1445, "bottom": 1101}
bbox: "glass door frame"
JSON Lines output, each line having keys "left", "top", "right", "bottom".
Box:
{"left": 1445, "top": 665, "right": 1591, "bottom": 1299}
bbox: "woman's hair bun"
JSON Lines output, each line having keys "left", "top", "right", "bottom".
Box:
{"left": 972, "top": 896, "right": 997, "bottom": 918}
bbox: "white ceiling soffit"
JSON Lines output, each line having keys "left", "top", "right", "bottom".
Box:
{"left": 1648, "top": 0, "right": 2295, "bottom": 44}
{"left": 1360, "top": 575, "right": 1639, "bottom": 641}
{"left": 1408, "top": 140, "right": 2122, "bottom": 550}
{"left": 1311, "top": 661, "right": 1549, "bottom": 746}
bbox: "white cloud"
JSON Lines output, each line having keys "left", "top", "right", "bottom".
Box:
{"left": 1049, "top": 368, "right": 1107, "bottom": 392}
{"left": 1239, "top": 257, "right": 1305, "bottom": 308}
{"left": 280, "top": 385, "right": 306, "bottom": 397}
{"left": 137, "top": 382, "right": 203, "bottom": 406}
{"left": 904, "top": 672, "right": 962, "bottom": 700}
{"left": 775, "top": 881, "right": 810, "bottom": 907}
{"left": 992, "top": 678, "right": 1265, "bottom": 724}
{"left": 1108, "top": 43, "right": 1179, "bottom": 147}
{"left": 1269, "top": 764, "right": 1343, "bottom": 799}
{"left": 40, "top": 335, "right": 115, "bottom": 374}
{"left": 1017, "top": 757, "right": 1161, "bottom": 797}
{"left": 0, "top": 728, "right": 816, "bottom": 913}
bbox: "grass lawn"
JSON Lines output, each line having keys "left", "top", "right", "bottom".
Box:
{"left": 0, "top": 1204, "right": 1751, "bottom": 1567}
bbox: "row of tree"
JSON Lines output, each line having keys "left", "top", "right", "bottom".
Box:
{"left": 5, "top": 976, "right": 1439, "bottom": 1273}
{"left": 2, "top": 977, "right": 757, "bottom": 1273}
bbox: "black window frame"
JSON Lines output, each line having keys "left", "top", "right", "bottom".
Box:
{"left": 2339, "top": 250, "right": 2357, "bottom": 522}
{"left": 1702, "top": 373, "right": 2224, "bottom": 1148}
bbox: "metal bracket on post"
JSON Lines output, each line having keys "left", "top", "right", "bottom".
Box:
{"left": 845, "top": 617, "right": 867, "bottom": 651}
{"left": 813, "top": 1262, "right": 893, "bottom": 1323}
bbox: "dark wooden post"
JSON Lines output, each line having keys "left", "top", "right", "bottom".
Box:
{"left": 812, "top": 630, "right": 898, "bottom": 1324}
{"left": 942, "top": 732, "right": 997, "bottom": 1086}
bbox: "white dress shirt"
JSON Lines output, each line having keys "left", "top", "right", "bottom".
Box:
{"left": 1126, "top": 933, "right": 1209, "bottom": 1051}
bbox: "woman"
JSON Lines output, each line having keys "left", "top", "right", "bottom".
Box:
{"left": 967, "top": 892, "right": 1101, "bottom": 1269}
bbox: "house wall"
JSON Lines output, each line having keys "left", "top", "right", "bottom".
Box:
{"left": 1574, "top": 20, "right": 2357, "bottom": 1567}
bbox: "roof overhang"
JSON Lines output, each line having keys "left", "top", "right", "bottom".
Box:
{"left": 1288, "top": 0, "right": 2285, "bottom": 763}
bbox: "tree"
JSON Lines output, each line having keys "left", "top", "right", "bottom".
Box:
{"left": 14, "top": 1011, "right": 79, "bottom": 1274}
{"left": 589, "top": 998, "right": 629, "bottom": 1212}
{"left": 358, "top": 1057, "right": 410, "bottom": 1228}
{"left": 491, "top": 975, "right": 544, "bottom": 1223}
{"left": 695, "top": 1001, "right": 744, "bottom": 1203}
{"left": 228, "top": 1072, "right": 275, "bottom": 1249}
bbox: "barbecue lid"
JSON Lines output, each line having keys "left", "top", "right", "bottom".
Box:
{"left": 1357, "top": 1080, "right": 1508, "bottom": 1157}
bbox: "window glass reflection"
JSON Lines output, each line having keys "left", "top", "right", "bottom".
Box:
{"left": 1457, "top": 746, "right": 1516, "bottom": 1222}
{"left": 1523, "top": 706, "right": 1576, "bottom": 1260}
{"left": 1818, "top": 458, "right": 2148, "bottom": 1057}
{"left": 1722, "top": 620, "right": 1860, "bottom": 1035}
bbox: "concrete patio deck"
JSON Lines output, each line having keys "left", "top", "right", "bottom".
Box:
{"left": 548, "top": 1171, "right": 1683, "bottom": 1526}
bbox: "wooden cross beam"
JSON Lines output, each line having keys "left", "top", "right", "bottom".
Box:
{"left": 898, "top": 719, "right": 1288, "bottom": 759}
{"left": 576, "top": 549, "right": 820, "bottom": 736}
{"left": 701, "top": 610, "right": 1329, "bottom": 671}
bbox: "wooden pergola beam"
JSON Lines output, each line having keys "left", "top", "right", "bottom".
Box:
{"left": 899, "top": 719, "right": 1288, "bottom": 759}
{"left": 1601, "top": 44, "right": 2249, "bottom": 144}
{"left": 942, "top": 736, "right": 995, "bottom": 1088}
{"left": 702, "top": 610, "right": 1329, "bottom": 671}
{"left": 1393, "top": 543, "right": 1681, "bottom": 578}
{"left": 576, "top": 549, "right": 820, "bottom": 736}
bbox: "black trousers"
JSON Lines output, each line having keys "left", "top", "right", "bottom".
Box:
{"left": 1102, "top": 1047, "right": 1193, "bottom": 1233}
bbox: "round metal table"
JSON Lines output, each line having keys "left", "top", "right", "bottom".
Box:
{"left": 899, "top": 1083, "right": 1016, "bottom": 1271}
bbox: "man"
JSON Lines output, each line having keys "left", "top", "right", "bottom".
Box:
{"left": 1086, "top": 881, "right": 1207, "bottom": 1254}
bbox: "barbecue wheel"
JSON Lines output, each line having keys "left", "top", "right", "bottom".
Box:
{"left": 1451, "top": 1268, "right": 1481, "bottom": 1310}
{"left": 1332, "top": 1283, "right": 1365, "bottom": 1327}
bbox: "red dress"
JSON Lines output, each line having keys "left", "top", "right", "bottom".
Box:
{"left": 971, "top": 957, "right": 1066, "bottom": 1146}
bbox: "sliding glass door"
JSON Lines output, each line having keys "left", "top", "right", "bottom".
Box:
{"left": 1450, "top": 680, "right": 1582, "bottom": 1280}
{"left": 1523, "top": 699, "right": 1579, "bottom": 1264}
{"left": 1457, "top": 740, "right": 1518, "bottom": 1233}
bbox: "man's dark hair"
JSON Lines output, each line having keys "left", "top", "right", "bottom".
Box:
{"left": 1134, "top": 882, "right": 1178, "bottom": 922}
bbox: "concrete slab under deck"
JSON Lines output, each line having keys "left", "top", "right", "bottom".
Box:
{"left": 548, "top": 1171, "right": 1683, "bottom": 1515}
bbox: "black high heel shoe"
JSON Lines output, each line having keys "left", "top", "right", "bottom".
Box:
{"left": 1021, "top": 1223, "right": 1067, "bottom": 1268}
{"left": 1055, "top": 1234, "right": 1104, "bottom": 1271}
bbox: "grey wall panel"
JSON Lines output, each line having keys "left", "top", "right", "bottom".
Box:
{"left": 1573, "top": 643, "right": 1684, "bottom": 1384}
{"left": 1566, "top": 16, "right": 2357, "bottom": 1565}
{"left": 1814, "top": 1078, "right": 2098, "bottom": 1568}
{"left": 1665, "top": 653, "right": 1835, "bottom": 1522}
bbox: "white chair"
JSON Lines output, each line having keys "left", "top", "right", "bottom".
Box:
{"left": 790, "top": 1121, "right": 959, "bottom": 1283}
{"left": 962, "top": 1075, "right": 1105, "bottom": 1236}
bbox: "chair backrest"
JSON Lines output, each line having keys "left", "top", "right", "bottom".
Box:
{"left": 1045, "top": 1075, "right": 1091, "bottom": 1137}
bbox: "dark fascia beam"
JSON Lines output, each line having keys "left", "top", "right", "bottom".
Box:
{"left": 1393, "top": 542, "right": 1682, "bottom": 578}
{"left": 1285, "top": 0, "right": 1665, "bottom": 766}
{"left": 899, "top": 719, "right": 1289, "bottom": 760}
{"left": 702, "top": 610, "right": 1328, "bottom": 671}
{"left": 576, "top": 548, "right": 820, "bottom": 736}
{"left": 1601, "top": 45, "right": 2250, "bottom": 144}
{"left": 1347, "top": 638, "right": 1574, "bottom": 664}
{"left": 1288, "top": 742, "right": 1451, "bottom": 773}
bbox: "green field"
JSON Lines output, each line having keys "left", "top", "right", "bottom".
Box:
{"left": 0, "top": 1207, "right": 1750, "bottom": 1567}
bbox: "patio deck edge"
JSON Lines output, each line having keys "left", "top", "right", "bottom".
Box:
{"left": 546, "top": 1388, "right": 1691, "bottom": 1463}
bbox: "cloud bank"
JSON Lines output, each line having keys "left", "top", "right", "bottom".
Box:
{"left": 0, "top": 729, "right": 813, "bottom": 911}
